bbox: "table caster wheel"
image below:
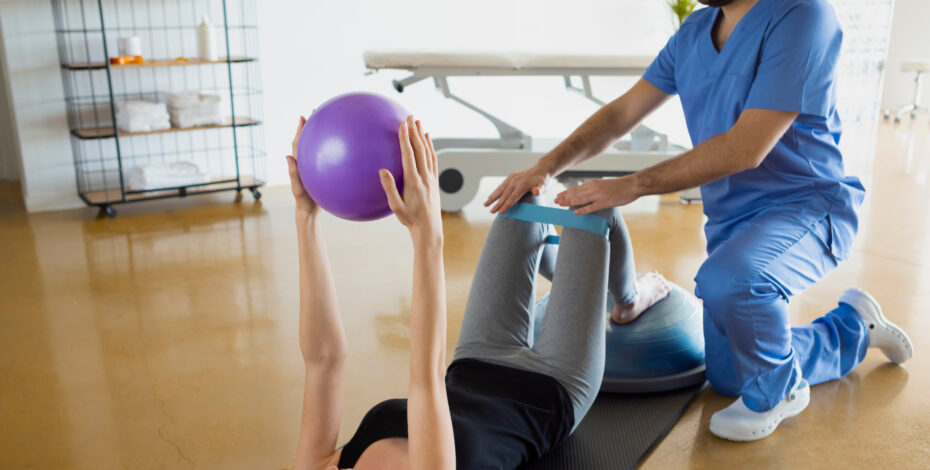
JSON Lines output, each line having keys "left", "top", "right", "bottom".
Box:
{"left": 251, "top": 188, "right": 262, "bottom": 200}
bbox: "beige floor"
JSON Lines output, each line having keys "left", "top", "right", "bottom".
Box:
{"left": 1, "top": 118, "right": 929, "bottom": 469}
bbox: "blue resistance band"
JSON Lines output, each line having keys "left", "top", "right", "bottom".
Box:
{"left": 500, "top": 203, "right": 610, "bottom": 243}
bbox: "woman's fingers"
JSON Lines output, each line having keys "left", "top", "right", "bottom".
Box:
{"left": 293, "top": 116, "right": 303, "bottom": 141}
{"left": 296, "top": 115, "right": 305, "bottom": 136}
{"left": 398, "top": 120, "right": 416, "bottom": 183}
{"left": 291, "top": 116, "right": 305, "bottom": 157}
{"left": 425, "top": 132, "right": 438, "bottom": 176}
{"left": 409, "top": 117, "right": 428, "bottom": 179}
{"left": 286, "top": 155, "right": 298, "bottom": 181}
{"left": 379, "top": 169, "right": 404, "bottom": 215}
{"left": 286, "top": 156, "right": 306, "bottom": 195}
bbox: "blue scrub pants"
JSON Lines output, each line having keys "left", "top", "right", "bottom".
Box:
{"left": 694, "top": 209, "right": 870, "bottom": 412}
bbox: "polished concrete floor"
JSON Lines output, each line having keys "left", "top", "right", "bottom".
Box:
{"left": 1, "top": 118, "right": 929, "bottom": 469}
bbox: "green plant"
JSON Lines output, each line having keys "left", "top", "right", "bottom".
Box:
{"left": 666, "top": 0, "right": 698, "bottom": 29}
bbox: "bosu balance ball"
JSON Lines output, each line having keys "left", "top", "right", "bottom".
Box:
{"left": 296, "top": 92, "right": 408, "bottom": 221}
{"left": 533, "top": 282, "right": 705, "bottom": 393}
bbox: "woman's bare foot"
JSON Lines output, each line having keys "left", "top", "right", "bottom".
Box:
{"left": 611, "top": 272, "right": 672, "bottom": 324}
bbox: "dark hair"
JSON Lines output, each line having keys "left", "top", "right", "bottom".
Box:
{"left": 698, "top": 0, "right": 736, "bottom": 6}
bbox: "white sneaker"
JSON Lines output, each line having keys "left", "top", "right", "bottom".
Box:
{"left": 839, "top": 288, "right": 914, "bottom": 364}
{"left": 709, "top": 378, "right": 810, "bottom": 441}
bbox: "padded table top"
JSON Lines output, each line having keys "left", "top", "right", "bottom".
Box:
{"left": 902, "top": 60, "right": 930, "bottom": 73}
{"left": 363, "top": 49, "right": 654, "bottom": 73}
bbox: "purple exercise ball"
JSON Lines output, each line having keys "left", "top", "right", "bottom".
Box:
{"left": 296, "top": 92, "right": 408, "bottom": 221}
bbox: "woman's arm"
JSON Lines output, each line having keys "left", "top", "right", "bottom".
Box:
{"left": 287, "top": 117, "right": 349, "bottom": 470}
{"left": 379, "top": 117, "right": 456, "bottom": 470}
{"left": 485, "top": 78, "right": 672, "bottom": 213}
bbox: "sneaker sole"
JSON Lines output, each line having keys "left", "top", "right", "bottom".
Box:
{"left": 840, "top": 288, "right": 914, "bottom": 364}
{"left": 710, "top": 388, "right": 810, "bottom": 442}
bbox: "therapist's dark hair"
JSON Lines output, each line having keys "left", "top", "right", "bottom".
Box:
{"left": 699, "top": 0, "right": 735, "bottom": 6}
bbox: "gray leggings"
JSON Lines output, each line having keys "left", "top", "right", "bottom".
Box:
{"left": 453, "top": 196, "right": 637, "bottom": 429}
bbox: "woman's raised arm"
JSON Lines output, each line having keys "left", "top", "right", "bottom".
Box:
{"left": 379, "top": 117, "right": 456, "bottom": 470}
{"left": 287, "top": 116, "right": 349, "bottom": 470}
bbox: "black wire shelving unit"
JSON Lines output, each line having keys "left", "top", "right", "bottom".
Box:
{"left": 51, "top": 0, "right": 264, "bottom": 217}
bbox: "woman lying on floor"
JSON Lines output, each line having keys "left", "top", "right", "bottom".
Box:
{"left": 287, "top": 115, "right": 669, "bottom": 470}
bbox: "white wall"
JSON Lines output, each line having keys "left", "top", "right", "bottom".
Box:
{"left": 0, "top": 0, "right": 76, "bottom": 209}
{"left": 0, "top": 18, "right": 23, "bottom": 182}
{"left": 880, "top": 0, "right": 930, "bottom": 111}
{"left": 257, "top": 0, "right": 685, "bottom": 187}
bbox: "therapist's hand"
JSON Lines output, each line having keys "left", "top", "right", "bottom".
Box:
{"left": 554, "top": 176, "right": 641, "bottom": 214}
{"left": 485, "top": 165, "right": 552, "bottom": 214}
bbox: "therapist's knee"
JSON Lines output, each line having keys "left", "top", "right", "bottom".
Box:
{"left": 694, "top": 251, "right": 758, "bottom": 312}
{"left": 701, "top": 311, "right": 742, "bottom": 397}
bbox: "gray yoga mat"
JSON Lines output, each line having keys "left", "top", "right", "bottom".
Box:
{"left": 521, "top": 382, "right": 706, "bottom": 470}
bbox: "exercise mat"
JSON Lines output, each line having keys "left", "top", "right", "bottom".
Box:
{"left": 521, "top": 382, "right": 706, "bottom": 470}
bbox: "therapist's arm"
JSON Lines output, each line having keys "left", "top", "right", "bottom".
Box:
{"left": 554, "top": 108, "right": 799, "bottom": 214}
{"left": 485, "top": 79, "right": 671, "bottom": 213}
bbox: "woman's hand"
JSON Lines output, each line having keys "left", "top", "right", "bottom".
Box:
{"left": 554, "top": 176, "right": 641, "bottom": 214}
{"left": 286, "top": 116, "right": 320, "bottom": 219}
{"left": 484, "top": 164, "right": 552, "bottom": 214}
{"left": 379, "top": 116, "right": 443, "bottom": 243}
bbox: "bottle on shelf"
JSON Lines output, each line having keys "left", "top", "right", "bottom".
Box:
{"left": 197, "top": 16, "right": 218, "bottom": 62}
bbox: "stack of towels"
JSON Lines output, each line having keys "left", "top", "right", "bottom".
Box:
{"left": 126, "top": 161, "right": 210, "bottom": 191}
{"left": 166, "top": 91, "right": 225, "bottom": 128}
{"left": 115, "top": 100, "right": 171, "bottom": 133}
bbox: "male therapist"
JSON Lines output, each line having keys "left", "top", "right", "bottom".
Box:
{"left": 485, "top": 0, "right": 914, "bottom": 441}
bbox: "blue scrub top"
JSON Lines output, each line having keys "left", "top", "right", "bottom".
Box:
{"left": 643, "top": 0, "right": 865, "bottom": 260}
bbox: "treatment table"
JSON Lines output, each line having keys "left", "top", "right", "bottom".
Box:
{"left": 363, "top": 50, "right": 699, "bottom": 211}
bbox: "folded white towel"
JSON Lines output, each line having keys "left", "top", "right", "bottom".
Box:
{"left": 126, "top": 161, "right": 210, "bottom": 191}
{"left": 170, "top": 109, "right": 225, "bottom": 129}
{"left": 116, "top": 100, "right": 171, "bottom": 133}
{"left": 198, "top": 92, "right": 222, "bottom": 104}
{"left": 165, "top": 91, "right": 223, "bottom": 109}
{"left": 165, "top": 91, "right": 198, "bottom": 109}
{"left": 165, "top": 90, "right": 224, "bottom": 128}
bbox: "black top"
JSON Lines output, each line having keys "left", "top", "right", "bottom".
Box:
{"left": 337, "top": 358, "right": 574, "bottom": 469}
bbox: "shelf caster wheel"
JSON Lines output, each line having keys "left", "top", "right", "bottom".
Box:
{"left": 894, "top": 116, "right": 902, "bottom": 124}
{"left": 101, "top": 205, "right": 116, "bottom": 218}
{"left": 251, "top": 188, "right": 262, "bottom": 200}
{"left": 883, "top": 110, "right": 891, "bottom": 120}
